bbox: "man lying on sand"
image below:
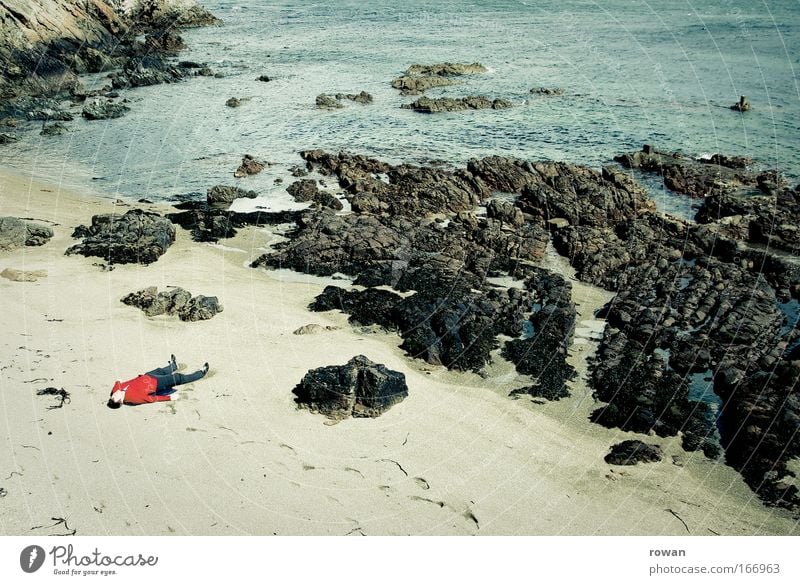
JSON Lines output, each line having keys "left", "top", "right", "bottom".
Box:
{"left": 107, "top": 355, "right": 209, "bottom": 408}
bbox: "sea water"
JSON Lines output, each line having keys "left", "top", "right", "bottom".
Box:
{"left": 1, "top": 0, "right": 798, "bottom": 212}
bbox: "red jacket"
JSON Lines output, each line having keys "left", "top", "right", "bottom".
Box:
{"left": 111, "top": 375, "right": 170, "bottom": 405}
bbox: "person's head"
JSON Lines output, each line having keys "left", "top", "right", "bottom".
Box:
{"left": 107, "top": 389, "right": 125, "bottom": 409}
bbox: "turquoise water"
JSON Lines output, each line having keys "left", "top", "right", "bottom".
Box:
{"left": 1, "top": 0, "right": 798, "bottom": 208}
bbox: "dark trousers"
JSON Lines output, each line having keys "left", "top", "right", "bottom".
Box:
{"left": 145, "top": 364, "right": 206, "bottom": 395}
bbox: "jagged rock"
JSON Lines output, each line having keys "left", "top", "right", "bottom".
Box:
{"left": 292, "top": 355, "right": 408, "bottom": 419}
{"left": 731, "top": 95, "right": 751, "bottom": 112}
{"left": 66, "top": 209, "right": 175, "bottom": 265}
{"left": 207, "top": 185, "right": 257, "bottom": 205}
{"left": 530, "top": 87, "right": 564, "bottom": 96}
{"left": 0, "top": 217, "right": 53, "bottom": 250}
{"left": 696, "top": 184, "right": 800, "bottom": 254}
{"left": 391, "top": 62, "right": 486, "bottom": 95}
{"left": 40, "top": 122, "right": 68, "bottom": 136}
{"left": 605, "top": 440, "right": 664, "bottom": 465}
{"left": 82, "top": 98, "right": 130, "bottom": 120}
{"left": 614, "top": 145, "right": 773, "bottom": 198}
{"left": 334, "top": 91, "right": 373, "bottom": 104}
{"left": 0, "top": 132, "right": 17, "bottom": 144}
{"left": 110, "top": 55, "right": 187, "bottom": 89}
{"left": 166, "top": 201, "right": 301, "bottom": 242}
{"left": 179, "top": 294, "right": 223, "bottom": 321}
{"left": 225, "top": 97, "right": 241, "bottom": 108}
{"left": 121, "top": 286, "right": 222, "bottom": 321}
{"left": 401, "top": 96, "right": 513, "bottom": 113}
{"left": 391, "top": 74, "right": 459, "bottom": 95}
{"left": 286, "top": 179, "right": 342, "bottom": 210}
{"left": 715, "top": 360, "right": 800, "bottom": 510}
{"left": 405, "top": 63, "right": 487, "bottom": 76}
{"left": 315, "top": 94, "right": 344, "bottom": 109}
{"left": 234, "top": 154, "right": 266, "bottom": 178}
{"left": 25, "top": 107, "right": 73, "bottom": 121}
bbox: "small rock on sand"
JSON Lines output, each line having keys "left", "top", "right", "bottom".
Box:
{"left": 1, "top": 268, "right": 48, "bottom": 282}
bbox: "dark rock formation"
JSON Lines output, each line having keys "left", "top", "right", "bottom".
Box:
{"left": 121, "top": 285, "right": 223, "bottom": 321}
{"left": 166, "top": 201, "right": 301, "bottom": 242}
{"left": 285, "top": 179, "right": 342, "bottom": 210}
{"left": 0, "top": 132, "right": 17, "bottom": 144}
{"left": 234, "top": 154, "right": 266, "bottom": 178}
{"left": 40, "top": 122, "right": 68, "bottom": 136}
{"left": 604, "top": 440, "right": 664, "bottom": 465}
{"left": 292, "top": 355, "right": 408, "bottom": 419}
{"left": 0, "top": 216, "right": 53, "bottom": 250}
{"left": 256, "top": 74, "right": 271, "bottom": 82}
{"left": 615, "top": 145, "right": 778, "bottom": 198}
{"left": 530, "top": 87, "right": 564, "bottom": 96}
{"left": 207, "top": 185, "right": 257, "bottom": 206}
{"left": 225, "top": 97, "right": 241, "bottom": 108}
{"left": 503, "top": 269, "right": 576, "bottom": 399}
{"left": 315, "top": 94, "right": 344, "bottom": 109}
{"left": 110, "top": 55, "right": 187, "bottom": 89}
{"left": 253, "top": 152, "right": 594, "bottom": 380}
{"left": 335, "top": 91, "right": 373, "bottom": 104}
{"left": 406, "top": 63, "right": 487, "bottom": 76}
{"left": 82, "top": 97, "right": 130, "bottom": 120}
{"left": 66, "top": 209, "right": 175, "bottom": 265}
{"left": 715, "top": 360, "right": 800, "bottom": 509}
{"left": 731, "top": 95, "right": 751, "bottom": 112}
{"left": 0, "top": 0, "right": 127, "bottom": 98}
{"left": 402, "top": 96, "right": 513, "bottom": 113}
{"left": 391, "top": 62, "right": 486, "bottom": 95}
{"left": 696, "top": 183, "right": 800, "bottom": 254}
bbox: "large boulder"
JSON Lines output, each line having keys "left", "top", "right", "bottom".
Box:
{"left": 66, "top": 209, "right": 175, "bottom": 265}
{"left": 293, "top": 355, "right": 408, "bottom": 419}
{"left": 82, "top": 98, "right": 130, "bottom": 120}
{"left": 605, "top": 440, "right": 664, "bottom": 465}
{"left": 0, "top": 217, "right": 53, "bottom": 251}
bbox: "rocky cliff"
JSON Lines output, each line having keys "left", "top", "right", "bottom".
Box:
{"left": 0, "top": 0, "right": 217, "bottom": 98}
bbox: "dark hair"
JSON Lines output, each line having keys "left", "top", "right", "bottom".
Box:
{"left": 107, "top": 399, "right": 121, "bottom": 409}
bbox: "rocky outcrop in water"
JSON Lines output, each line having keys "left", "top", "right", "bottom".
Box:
{"left": 391, "top": 62, "right": 487, "bottom": 95}
{"left": 234, "top": 154, "right": 266, "bottom": 178}
{"left": 530, "top": 87, "right": 564, "bottom": 96}
{"left": 292, "top": 355, "right": 408, "bottom": 419}
{"left": 121, "top": 285, "right": 223, "bottom": 321}
{"left": 316, "top": 91, "right": 373, "bottom": 108}
{"left": 730, "top": 95, "right": 751, "bottom": 112}
{"left": 402, "top": 96, "right": 513, "bottom": 113}
{"left": 615, "top": 145, "right": 781, "bottom": 199}
{"left": 66, "top": 208, "right": 175, "bottom": 265}
{"left": 0, "top": 216, "right": 53, "bottom": 250}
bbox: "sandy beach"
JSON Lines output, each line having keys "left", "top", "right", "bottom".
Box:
{"left": 1, "top": 167, "right": 797, "bottom": 536}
